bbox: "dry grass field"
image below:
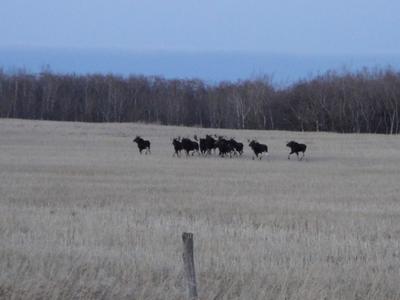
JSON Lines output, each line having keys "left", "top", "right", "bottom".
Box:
{"left": 1, "top": 119, "right": 400, "bottom": 299}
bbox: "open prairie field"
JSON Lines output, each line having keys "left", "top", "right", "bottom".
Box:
{"left": 1, "top": 119, "right": 400, "bottom": 299}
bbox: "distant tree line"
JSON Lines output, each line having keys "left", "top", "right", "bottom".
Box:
{"left": 0, "top": 68, "right": 400, "bottom": 134}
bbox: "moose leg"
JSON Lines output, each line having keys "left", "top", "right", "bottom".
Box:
{"left": 300, "top": 152, "right": 305, "bottom": 161}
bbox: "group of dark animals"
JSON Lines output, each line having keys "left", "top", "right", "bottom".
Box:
{"left": 133, "top": 135, "right": 307, "bottom": 160}
{"left": 173, "top": 135, "right": 244, "bottom": 157}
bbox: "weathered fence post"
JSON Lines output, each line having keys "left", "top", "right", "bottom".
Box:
{"left": 182, "top": 232, "right": 198, "bottom": 299}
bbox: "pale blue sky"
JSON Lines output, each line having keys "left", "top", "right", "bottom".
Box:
{"left": 1, "top": 0, "right": 400, "bottom": 54}
{"left": 1, "top": 0, "right": 400, "bottom": 81}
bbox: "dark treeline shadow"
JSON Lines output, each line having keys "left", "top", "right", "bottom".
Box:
{"left": 0, "top": 67, "right": 399, "bottom": 134}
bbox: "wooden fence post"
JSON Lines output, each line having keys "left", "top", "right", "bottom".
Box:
{"left": 182, "top": 232, "right": 198, "bottom": 299}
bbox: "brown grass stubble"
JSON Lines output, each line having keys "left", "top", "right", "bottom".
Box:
{"left": 0, "top": 119, "right": 400, "bottom": 299}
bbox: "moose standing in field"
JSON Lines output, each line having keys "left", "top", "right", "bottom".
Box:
{"left": 194, "top": 135, "right": 208, "bottom": 156}
{"left": 199, "top": 137, "right": 208, "bottom": 155}
{"left": 172, "top": 137, "right": 183, "bottom": 157}
{"left": 133, "top": 136, "right": 151, "bottom": 154}
{"left": 181, "top": 137, "right": 199, "bottom": 156}
{"left": 229, "top": 138, "right": 244, "bottom": 156}
{"left": 286, "top": 141, "right": 307, "bottom": 160}
{"left": 204, "top": 135, "right": 217, "bottom": 155}
{"left": 215, "top": 137, "right": 234, "bottom": 157}
{"left": 248, "top": 139, "right": 268, "bottom": 160}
